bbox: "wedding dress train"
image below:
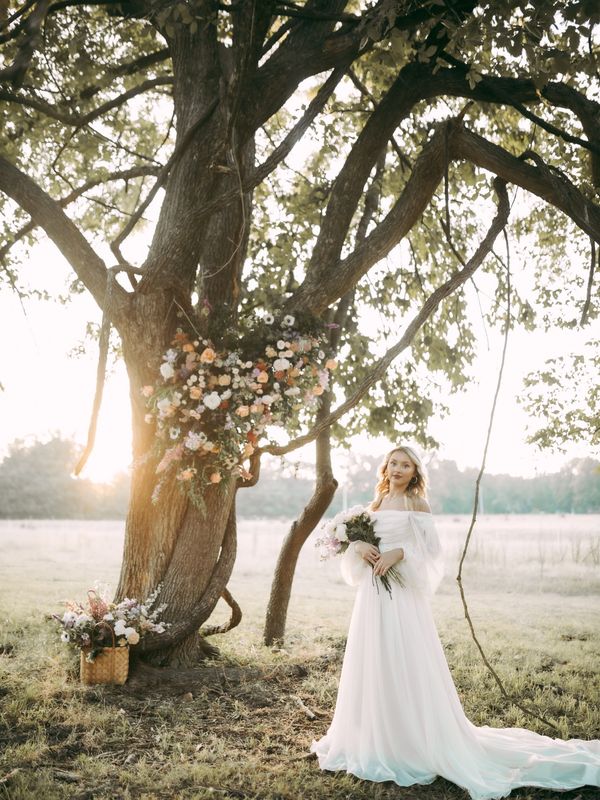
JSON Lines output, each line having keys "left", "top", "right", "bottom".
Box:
{"left": 310, "top": 509, "right": 600, "bottom": 800}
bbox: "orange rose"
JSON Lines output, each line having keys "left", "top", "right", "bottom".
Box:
{"left": 257, "top": 371, "right": 269, "bottom": 384}
{"left": 236, "top": 406, "right": 250, "bottom": 417}
{"left": 218, "top": 374, "right": 231, "bottom": 386}
{"left": 182, "top": 343, "right": 195, "bottom": 353}
{"left": 189, "top": 386, "right": 202, "bottom": 400}
{"left": 200, "top": 347, "right": 216, "bottom": 363}
{"left": 325, "top": 358, "right": 338, "bottom": 370}
{"left": 313, "top": 385, "right": 324, "bottom": 395}
{"left": 209, "top": 472, "right": 222, "bottom": 483}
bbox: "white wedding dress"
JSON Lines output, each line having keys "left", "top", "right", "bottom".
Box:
{"left": 310, "top": 508, "right": 600, "bottom": 800}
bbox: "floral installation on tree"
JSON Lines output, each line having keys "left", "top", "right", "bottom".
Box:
{"left": 53, "top": 583, "right": 170, "bottom": 662}
{"left": 315, "top": 506, "right": 405, "bottom": 596}
{"left": 141, "top": 311, "right": 338, "bottom": 506}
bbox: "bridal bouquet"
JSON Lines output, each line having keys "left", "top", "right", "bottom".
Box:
{"left": 52, "top": 583, "right": 171, "bottom": 662}
{"left": 315, "top": 506, "right": 404, "bottom": 595}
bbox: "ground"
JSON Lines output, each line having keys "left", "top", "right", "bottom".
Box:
{"left": 0, "top": 515, "right": 599, "bottom": 799}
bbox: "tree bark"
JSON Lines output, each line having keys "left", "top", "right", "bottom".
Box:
{"left": 263, "top": 397, "right": 337, "bottom": 647}
{"left": 113, "top": 289, "right": 239, "bottom": 666}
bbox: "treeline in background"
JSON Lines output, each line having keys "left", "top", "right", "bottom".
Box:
{"left": 0, "top": 437, "right": 598, "bottom": 520}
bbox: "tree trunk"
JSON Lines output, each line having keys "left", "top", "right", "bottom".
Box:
{"left": 113, "top": 291, "right": 238, "bottom": 666}
{"left": 263, "top": 398, "right": 337, "bottom": 646}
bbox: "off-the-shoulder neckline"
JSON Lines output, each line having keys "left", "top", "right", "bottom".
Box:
{"left": 371, "top": 509, "right": 431, "bottom": 515}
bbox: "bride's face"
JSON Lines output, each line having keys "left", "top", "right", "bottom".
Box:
{"left": 386, "top": 450, "right": 416, "bottom": 492}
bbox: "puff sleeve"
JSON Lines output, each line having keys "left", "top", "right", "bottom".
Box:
{"left": 340, "top": 540, "right": 370, "bottom": 586}
{"left": 400, "top": 512, "right": 444, "bottom": 595}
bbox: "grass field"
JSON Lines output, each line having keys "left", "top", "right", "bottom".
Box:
{"left": 0, "top": 515, "right": 599, "bottom": 800}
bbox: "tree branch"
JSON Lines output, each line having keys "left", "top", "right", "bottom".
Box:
{"left": 0, "top": 77, "right": 173, "bottom": 126}
{"left": 305, "top": 62, "right": 440, "bottom": 285}
{"left": 0, "top": 165, "right": 159, "bottom": 264}
{"left": 0, "top": 153, "right": 127, "bottom": 314}
{"left": 0, "top": 0, "right": 49, "bottom": 86}
{"left": 79, "top": 48, "right": 171, "bottom": 100}
{"left": 291, "top": 117, "right": 600, "bottom": 315}
{"left": 123, "top": 67, "right": 342, "bottom": 256}
{"left": 263, "top": 176, "right": 510, "bottom": 457}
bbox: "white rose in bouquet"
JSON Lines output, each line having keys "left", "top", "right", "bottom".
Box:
{"left": 334, "top": 523, "right": 348, "bottom": 542}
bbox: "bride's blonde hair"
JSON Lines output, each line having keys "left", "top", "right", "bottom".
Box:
{"left": 370, "top": 445, "right": 428, "bottom": 511}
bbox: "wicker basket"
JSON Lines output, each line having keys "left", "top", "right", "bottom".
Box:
{"left": 80, "top": 622, "right": 129, "bottom": 686}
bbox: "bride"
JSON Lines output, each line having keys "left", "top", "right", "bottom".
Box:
{"left": 310, "top": 445, "right": 600, "bottom": 800}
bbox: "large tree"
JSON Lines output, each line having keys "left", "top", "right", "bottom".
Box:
{"left": 1, "top": 0, "right": 598, "bottom": 664}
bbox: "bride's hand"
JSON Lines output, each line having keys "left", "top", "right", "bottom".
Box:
{"left": 372, "top": 548, "right": 405, "bottom": 576}
{"left": 353, "top": 541, "right": 380, "bottom": 565}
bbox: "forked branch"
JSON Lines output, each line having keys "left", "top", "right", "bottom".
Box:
{"left": 263, "top": 176, "right": 510, "bottom": 458}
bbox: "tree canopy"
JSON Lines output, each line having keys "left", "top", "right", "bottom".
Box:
{"left": 2, "top": 1, "right": 598, "bottom": 453}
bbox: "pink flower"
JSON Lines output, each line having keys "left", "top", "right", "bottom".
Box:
{"left": 156, "top": 444, "right": 184, "bottom": 474}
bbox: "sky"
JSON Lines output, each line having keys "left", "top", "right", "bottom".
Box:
{"left": 0, "top": 233, "right": 596, "bottom": 485}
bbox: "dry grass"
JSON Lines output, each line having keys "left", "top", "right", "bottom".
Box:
{"left": 0, "top": 515, "right": 599, "bottom": 799}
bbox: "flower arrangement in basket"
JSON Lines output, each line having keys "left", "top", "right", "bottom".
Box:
{"left": 315, "top": 506, "right": 405, "bottom": 595}
{"left": 141, "top": 311, "right": 337, "bottom": 508}
{"left": 52, "top": 583, "right": 170, "bottom": 685}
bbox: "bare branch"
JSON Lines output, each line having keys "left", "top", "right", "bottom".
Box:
{"left": 263, "top": 176, "right": 510, "bottom": 457}
{"left": 79, "top": 48, "right": 171, "bottom": 100}
{"left": 581, "top": 237, "right": 596, "bottom": 326}
{"left": 0, "top": 153, "right": 127, "bottom": 314}
{"left": 0, "top": 77, "right": 173, "bottom": 126}
{"left": 0, "top": 165, "right": 159, "bottom": 264}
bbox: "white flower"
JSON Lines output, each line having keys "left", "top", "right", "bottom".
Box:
{"left": 169, "top": 426, "right": 180, "bottom": 440}
{"left": 264, "top": 313, "right": 274, "bottom": 324}
{"left": 277, "top": 340, "right": 286, "bottom": 350}
{"left": 62, "top": 611, "right": 77, "bottom": 625}
{"left": 203, "top": 392, "right": 221, "bottom": 410}
{"left": 261, "top": 394, "right": 274, "bottom": 405}
{"left": 165, "top": 348, "right": 178, "bottom": 363}
{"left": 160, "top": 362, "right": 175, "bottom": 380}
{"left": 221, "top": 389, "right": 232, "bottom": 400}
{"left": 103, "top": 612, "right": 114, "bottom": 621}
{"left": 156, "top": 397, "right": 173, "bottom": 415}
{"left": 334, "top": 523, "right": 348, "bottom": 542}
{"left": 273, "top": 358, "right": 290, "bottom": 371}
{"left": 346, "top": 504, "right": 365, "bottom": 518}
{"left": 282, "top": 315, "right": 295, "bottom": 327}
{"left": 114, "top": 619, "right": 127, "bottom": 637}
{"left": 60, "top": 630, "right": 70, "bottom": 643}
{"left": 184, "top": 431, "right": 207, "bottom": 451}
{"left": 284, "top": 387, "right": 300, "bottom": 396}
{"left": 124, "top": 627, "right": 139, "bottom": 644}
{"left": 318, "top": 350, "right": 325, "bottom": 360}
